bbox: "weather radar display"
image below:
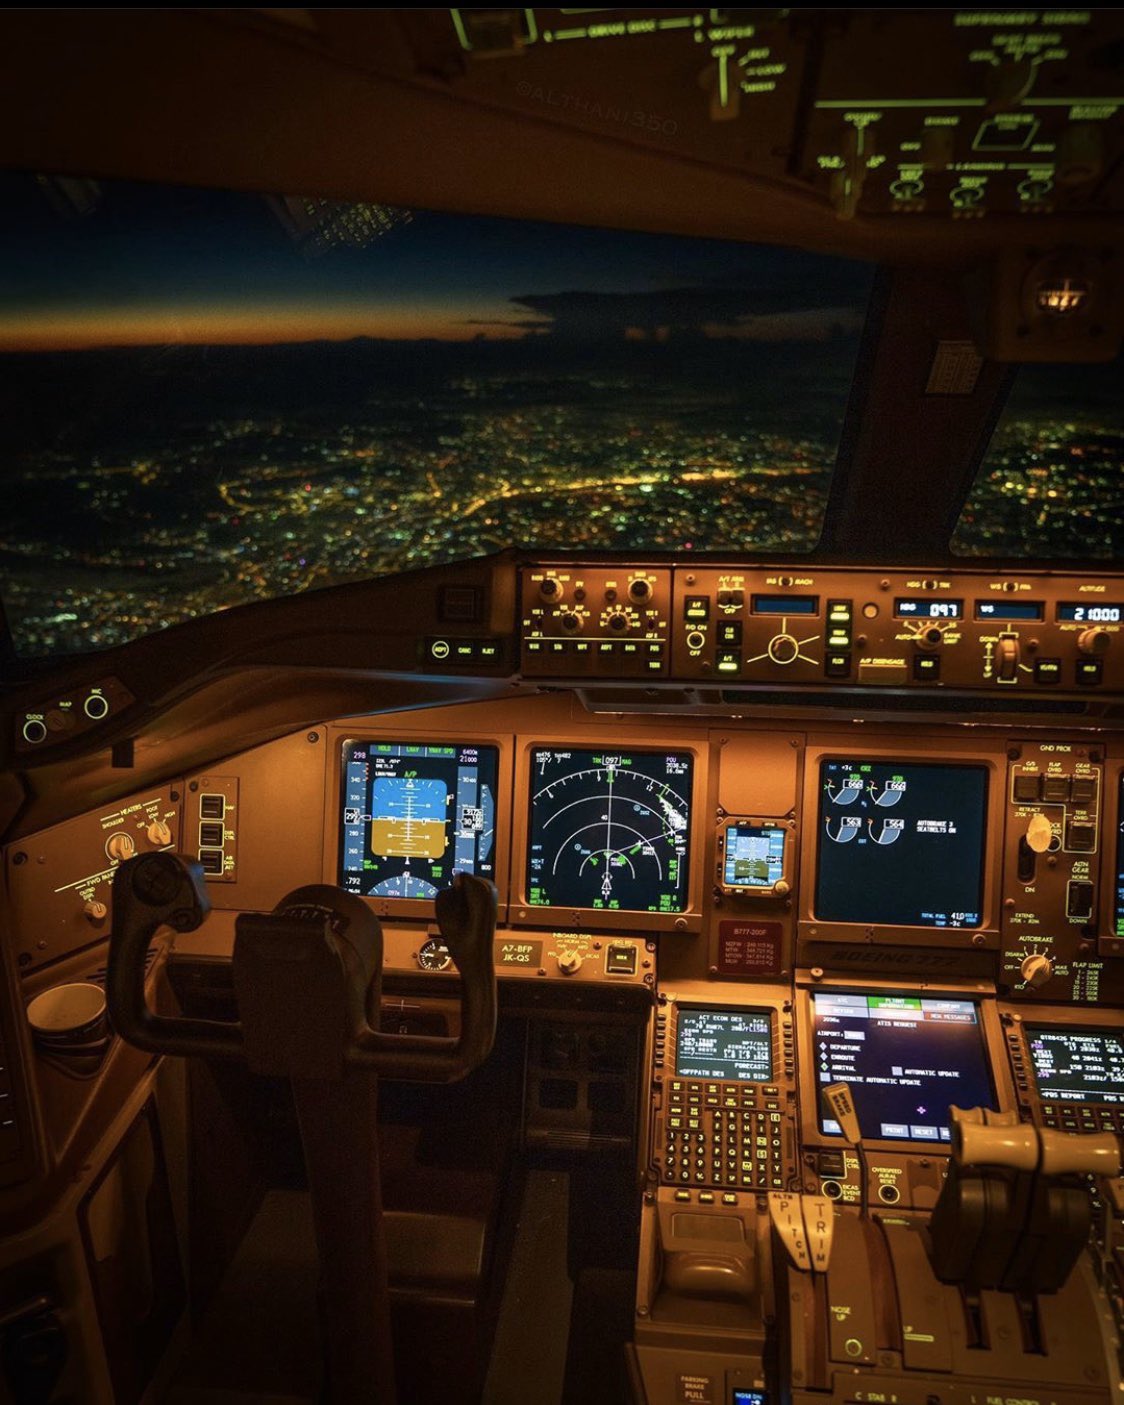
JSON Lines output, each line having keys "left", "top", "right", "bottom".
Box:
{"left": 339, "top": 741, "right": 497, "bottom": 899}
{"left": 526, "top": 747, "right": 693, "bottom": 913}
{"left": 815, "top": 759, "right": 987, "bottom": 928}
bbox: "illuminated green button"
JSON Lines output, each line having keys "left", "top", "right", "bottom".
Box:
{"left": 429, "top": 638, "right": 451, "bottom": 660}
{"left": 574, "top": 640, "right": 592, "bottom": 654}
{"left": 525, "top": 640, "right": 544, "bottom": 654}
{"left": 478, "top": 641, "right": 500, "bottom": 662}
{"left": 684, "top": 596, "right": 710, "bottom": 621}
{"left": 717, "top": 651, "right": 741, "bottom": 673}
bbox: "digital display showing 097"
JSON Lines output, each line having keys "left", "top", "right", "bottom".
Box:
{"left": 526, "top": 747, "right": 693, "bottom": 913}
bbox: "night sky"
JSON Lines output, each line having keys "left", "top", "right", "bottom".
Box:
{"left": 0, "top": 173, "right": 870, "bottom": 351}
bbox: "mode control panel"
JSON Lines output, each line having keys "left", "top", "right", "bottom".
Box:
{"left": 1001, "top": 743, "right": 1106, "bottom": 1003}
{"left": 517, "top": 563, "right": 1124, "bottom": 694}
{"left": 520, "top": 564, "right": 671, "bottom": 677}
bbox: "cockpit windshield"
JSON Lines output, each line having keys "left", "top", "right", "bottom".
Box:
{"left": 953, "top": 353, "right": 1123, "bottom": 560}
{"left": 0, "top": 175, "right": 872, "bottom": 657}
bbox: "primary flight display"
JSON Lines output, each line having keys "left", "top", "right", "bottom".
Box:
{"left": 339, "top": 740, "right": 498, "bottom": 899}
{"left": 526, "top": 746, "right": 693, "bottom": 912}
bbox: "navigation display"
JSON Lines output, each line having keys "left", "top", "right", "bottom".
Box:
{"left": 1026, "top": 1027, "right": 1124, "bottom": 1106}
{"left": 812, "top": 992, "right": 996, "bottom": 1142}
{"left": 815, "top": 760, "right": 988, "bottom": 928}
{"left": 339, "top": 740, "right": 498, "bottom": 899}
{"left": 526, "top": 747, "right": 692, "bottom": 912}
{"left": 676, "top": 1009, "right": 773, "bottom": 1083}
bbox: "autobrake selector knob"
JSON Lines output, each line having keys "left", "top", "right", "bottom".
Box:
{"left": 1020, "top": 953, "right": 1054, "bottom": 988}
{"left": 1078, "top": 627, "right": 1111, "bottom": 656}
{"left": 556, "top": 950, "right": 583, "bottom": 976}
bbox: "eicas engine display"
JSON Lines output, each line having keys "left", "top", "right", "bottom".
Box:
{"left": 338, "top": 739, "right": 498, "bottom": 898}
{"left": 815, "top": 759, "right": 988, "bottom": 928}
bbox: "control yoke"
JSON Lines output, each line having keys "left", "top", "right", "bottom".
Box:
{"left": 106, "top": 851, "right": 498, "bottom": 1083}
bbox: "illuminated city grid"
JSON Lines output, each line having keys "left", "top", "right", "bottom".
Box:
{"left": 0, "top": 350, "right": 846, "bottom": 655}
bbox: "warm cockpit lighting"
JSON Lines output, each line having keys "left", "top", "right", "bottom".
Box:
{"left": 1036, "top": 277, "right": 1091, "bottom": 315}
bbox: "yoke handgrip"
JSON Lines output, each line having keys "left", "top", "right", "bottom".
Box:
{"left": 352, "top": 872, "right": 498, "bottom": 1081}
{"left": 107, "top": 852, "right": 244, "bottom": 1060}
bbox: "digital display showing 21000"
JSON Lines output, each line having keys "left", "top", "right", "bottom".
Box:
{"left": 526, "top": 747, "right": 693, "bottom": 913}
{"left": 339, "top": 741, "right": 498, "bottom": 900}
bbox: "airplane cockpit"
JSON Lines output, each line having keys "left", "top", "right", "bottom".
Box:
{"left": 2, "top": 8, "right": 1124, "bottom": 1404}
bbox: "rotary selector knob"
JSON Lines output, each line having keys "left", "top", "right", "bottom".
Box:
{"left": 539, "top": 577, "right": 563, "bottom": 602}
{"left": 146, "top": 820, "right": 172, "bottom": 848}
{"left": 556, "top": 950, "right": 583, "bottom": 977}
{"left": 84, "top": 899, "right": 108, "bottom": 924}
{"left": 912, "top": 624, "right": 946, "bottom": 651}
{"left": 1021, "top": 954, "right": 1054, "bottom": 989}
{"left": 767, "top": 633, "right": 800, "bottom": 665}
{"left": 606, "top": 612, "right": 630, "bottom": 633}
{"left": 106, "top": 832, "right": 136, "bottom": 862}
{"left": 773, "top": 879, "right": 791, "bottom": 899}
{"left": 629, "top": 578, "right": 653, "bottom": 603}
{"left": 1078, "top": 627, "right": 1111, "bottom": 656}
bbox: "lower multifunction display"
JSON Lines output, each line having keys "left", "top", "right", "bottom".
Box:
{"left": 812, "top": 992, "right": 995, "bottom": 1143}
{"left": 1027, "top": 1027, "right": 1124, "bottom": 1106}
{"left": 526, "top": 746, "right": 693, "bottom": 912}
{"left": 339, "top": 740, "right": 498, "bottom": 898}
{"left": 815, "top": 760, "right": 988, "bottom": 928}
{"left": 676, "top": 1008, "right": 773, "bottom": 1082}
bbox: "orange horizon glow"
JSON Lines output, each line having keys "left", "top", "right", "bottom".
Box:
{"left": 0, "top": 302, "right": 529, "bottom": 353}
